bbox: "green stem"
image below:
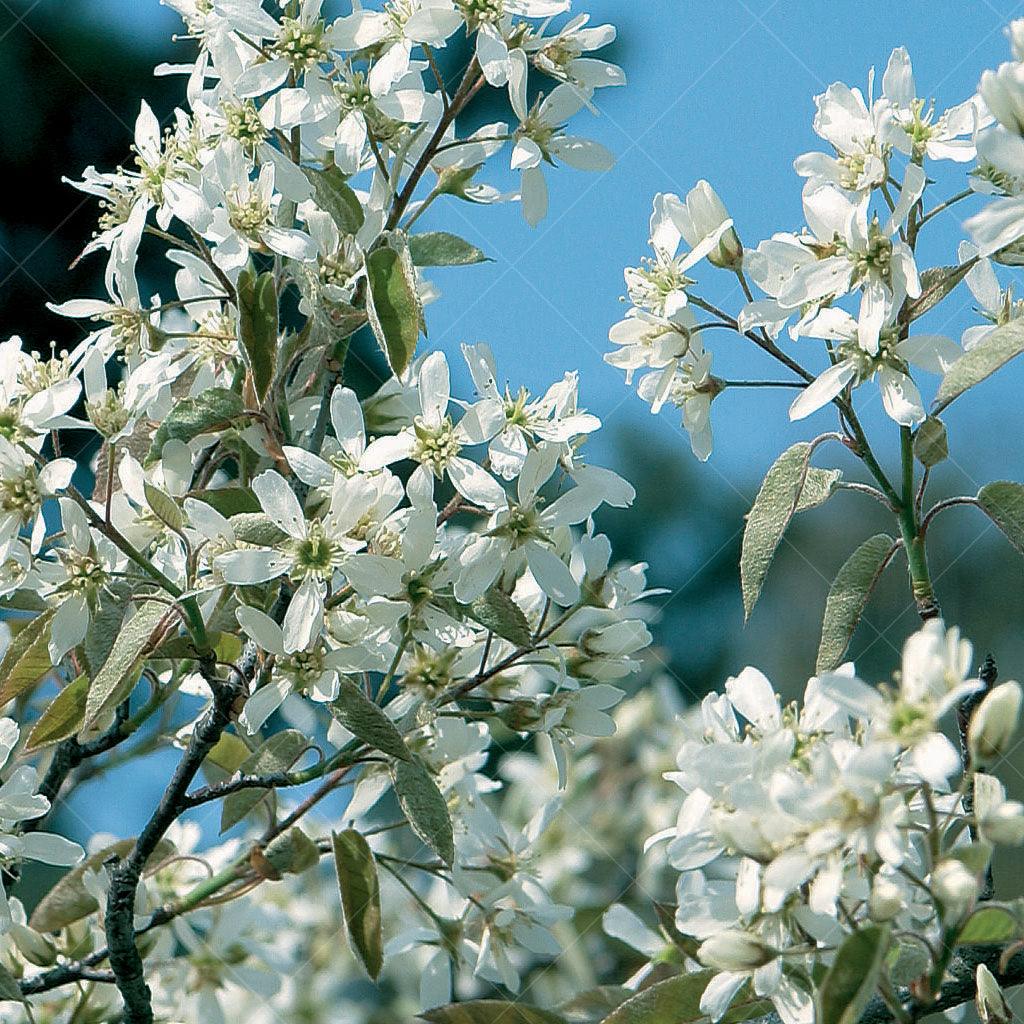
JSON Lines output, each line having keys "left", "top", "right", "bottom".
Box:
{"left": 898, "top": 426, "right": 938, "bottom": 619}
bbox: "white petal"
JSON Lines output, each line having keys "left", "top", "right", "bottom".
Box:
{"left": 253, "top": 470, "right": 306, "bottom": 539}
{"left": 526, "top": 542, "right": 580, "bottom": 606}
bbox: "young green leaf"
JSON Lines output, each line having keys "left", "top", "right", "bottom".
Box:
{"left": 143, "top": 481, "right": 184, "bottom": 532}
{"left": 147, "top": 388, "right": 244, "bottom": 463}
{"left": 977, "top": 481, "right": 1024, "bottom": 554}
{"left": 228, "top": 512, "right": 289, "bottom": 546}
{"left": 30, "top": 837, "right": 176, "bottom": 933}
{"left": 221, "top": 730, "right": 309, "bottom": 832}
{"left": 408, "top": 232, "right": 489, "bottom": 267}
{"left": 420, "top": 1002, "right": 568, "bottom": 1024}
{"left": 26, "top": 674, "right": 90, "bottom": 750}
{"left": 332, "top": 830, "right": 384, "bottom": 979}
{"left": 816, "top": 925, "right": 890, "bottom": 1024}
{"left": 185, "top": 487, "right": 261, "bottom": 517}
{"left": 366, "top": 243, "right": 421, "bottom": 378}
{"left": 391, "top": 759, "right": 455, "bottom": 866}
{"left": 0, "top": 609, "right": 55, "bottom": 707}
{"left": 741, "top": 442, "right": 833, "bottom": 619}
{"left": 83, "top": 601, "right": 171, "bottom": 729}
{"left": 816, "top": 534, "right": 897, "bottom": 673}
{"left": 0, "top": 961, "right": 24, "bottom": 1003}
{"left": 795, "top": 466, "right": 842, "bottom": 513}
{"left": 329, "top": 679, "right": 411, "bottom": 761}
{"left": 957, "top": 905, "right": 1020, "bottom": 944}
{"left": 935, "top": 320, "right": 1024, "bottom": 410}
{"left": 556, "top": 987, "right": 632, "bottom": 1024}
{"left": 913, "top": 417, "right": 948, "bottom": 468}
{"left": 237, "top": 268, "right": 279, "bottom": 405}
{"left": 302, "top": 165, "right": 365, "bottom": 235}
{"left": 905, "top": 262, "right": 973, "bottom": 323}
{"left": 465, "top": 588, "right": 533, "bottom": 648}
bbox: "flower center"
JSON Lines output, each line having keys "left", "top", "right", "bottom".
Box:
{"left": 273, "top": 17, "right": 329, "bottom": 70}
{"left": 411, "top": 417, "right": 462, "bottom": 475}
{"left": 222, "top": 100, "right": 267, "bottom": 153}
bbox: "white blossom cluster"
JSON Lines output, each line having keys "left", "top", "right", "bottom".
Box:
{"left": 604, "top": 26, "right": 1024, "bottom": 459}
{"left": 614, "top": 621, "right": 1024, "bottom": 1024}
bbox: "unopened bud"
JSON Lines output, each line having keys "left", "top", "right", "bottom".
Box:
{"left": 976, "top": 964, "right": 1012, "bottom": 1024}
{"left": 932, "top": 859, "right": 979, "bottom": 924}
{"left": 9, "top": 923, "right": 56, "bottom": 967}
{"left": 980, "top": 801, "right": 1024, "bottom": 845}
{"left": 868, "top": 877, "right": 904, "bottom": 922}
{"left": 697, "top": 930, "right": 776, "bottom": 971}
{"left": 969, "top": 681, "right": 1022, "bottom": 765}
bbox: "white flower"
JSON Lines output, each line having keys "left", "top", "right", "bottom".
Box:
{"left": 788, "top": 304, "right": 961, "bottom": 426}
{"left": 360, "top": 351, "right": 506, "bottom": 509}
{"left": 524, "top": 14, "right": 625, "bottom": 94}
{"left": 511, "top": 84, "right": 614, "bottom": 226}
{"left": 969, "top": 681, "right": 1022, "bottom": 765}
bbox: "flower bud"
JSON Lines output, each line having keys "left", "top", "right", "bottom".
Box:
{"left": 697, "top": 930, "right": 776, "bottom": 971}
{"left": 969, "top": 681, "right": 1023, "bottom": 766}
{"left": 8, "top": 923, "right": 56, "bottom": 968}
{"left": 868, "top": 877, "right": 904, "bottom": 922}
{"left": 1008, "top": 19, "right": 1024, "bottom": 61}
{"left": 674, "top": 181, "right": 743, "bottom": 270}
{"left": 976, "top": 964, "right": 1012, "bottom": 1024}
{"left": 931, "top": 860, "right": 979, "bottom": 924}
{"left": 980, "top": 63, "right": 1024, "bottom": 137}
{"left": 979, "top": 801, "right": 1024, "bottom": 845}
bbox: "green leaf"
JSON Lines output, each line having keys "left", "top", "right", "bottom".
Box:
{"left": 905, "top": 263, "right": 973, "bottom": 323}
{"left": 228, "top": 512, "right": 289, "bottom": 547}
{"left": 221, "top": 730, "right": 309, "bottom": 832}
{"left": 466, "top": 588, "right": 533, "bottom": 648}
{"left": 0, "top": 961, "right": 24, "bottom": 1003}
{"left": 913, "top": 416, "right": 948, "bottom": 468}
{"left": 816, "top": 534, "right": 897, "bottom": 673}
{"left": 420, "top": 1002, "right": 567, "bottom": 1024}
{"left": 556, "top": 988, "right": 632, "bottom": 1024}
{"left": 303, "top": 165, "right": 365, "bottom": 235}
{"left": 977, "top": 481, "right": 1024, "bottom": 554}
{"left": 795, "top": 466, "right": 842, "bottom": 513}
{"left": 26, "top": 674, "right": 90, "bottom": 750}
{"left": 329, "top": 679, "right": 411, "bottom": 761}
{"left": 205, "top": 731, "right": 252, "bottom": 776}
{"left": 83, "top": 601, "right": 170, "bottom": 729}
{"left": 30, "top": 837, "right": 176, "bottom": 933}
{"left": 148, "top": 387, "right": 245, "bottom": 463}
{"left": 366, "top": 243, "right": 421, "bottom": 378}
{"left": 391, "top": 759, "right": 455, "bottom": 866}
{"left": 81, "top": 588, "right": 129, "bottom": 679}
{"left": 186, "top": 487, "right": 261, "bottom": 517}
{"left": 332, "top": 830, "right": 384, "bottom": 979}
{"left": 601, "top": 971, "right": 717, "bottom": 1024}
{"left": 935, "top": 319, "right": 1024, "bottom": 409}
{"left": 816, "top": 924, "right": 890, "bottom": 1024}
{"left": 408, "top": 231, "right": 489, "bottom": 267}
{"left": 741, "top": 442, "right": 827, "bottom": 619}
{"left": 143, "top": 481, "right": 184, "bottom": 532}
{"left": 237, "top": 268, "right": 279, "bottom": 404}
{"left": 263, "top": 826, "right": 320, "bottom": 876}
{"left": 0, "top": 610, "right": 55, "bottom": 706}
{"left": 958, "top": 905, "right": 1020, "bottom": 944}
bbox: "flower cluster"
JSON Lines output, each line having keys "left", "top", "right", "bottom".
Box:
{"left": 622, "top": 622, "right": 1024, "bottom": 1024}
{"left": 606, "top": 37, "right": 1023, "bottom": 458}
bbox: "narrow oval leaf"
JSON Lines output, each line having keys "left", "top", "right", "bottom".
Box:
{"left": 408, "top": 232, "right": 489, "bottom": 267}
{"left": 935, "top": 320, "right": 1024, "bottom": 409}
{"left": 958, "top": 905, "right": 1019, "bottom": 944}
{"left": 913, "top": 416, "right": 948, "bottom": 468}
{"left": 186, "top": 487, "right": 261, "bottom": 517}
{"left": 0, "top": 961, "right": 24, "bottom": 1003}
{"left": 228, "top": 512, "right": 289, "bottom": 546}
{"left": 26, "top": 674, "right": 90, "bottom": 750}
{"left": 302, "top": 166, "right": 365, "bottom": 235}
{"left": 221, "top": 729, "right": 309, "bottom": 832}
{"left": 601, "top": 971, "right": 770, "bottom": 1024}
{"left": 556, "top": 987, "right": 632, "bottom": 1024}
{"left": 391, "top": 760, "right": 455, "bottom": 866}
{"left": 332, "top": 830, "right": 384, "bottom": 979}
{"left": 905, "top": 262, "right": 972, "bottom": 323}
{"left": 329, "top": 679, "right": 411, "bottom": 761}
{"left": 366, "top": 245, "right": 421, "bottom": 378}
{"left": 466, "top": 588, "right": 533, "bottom": 648}
{"left": 237, "top": 268, "right": 279, "bottom": 404}
{"left": 83, "top": 601, "right": 172, "bottom": 729}
{"left": 420, "top": 1002, "right": 567, "bottom": 1024}
{"left": 0, "top": 610, "right": 55, "bottom": 706}
{"left": 816, "top": 534, "right": 897, "bottom": 673}
{"left": 143, "top": 481, "right": 184, "bottom": 532}
{"left": 742, "top": 442, "right": 828, "bottom": 619}
{"left": 817, "top": 924, "right": 890, "bottom": 1024}
{"left": 977, "top": 481, "right": 1024, "bottom": 554}
{"left": 30, "top": 837, "right": 176, "bottom": 933}
{"left": 147, "top": 387, "right": 245, "bottom": 463}
{"left": 795, "top": 466, "right": 842, "bottom": 513}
